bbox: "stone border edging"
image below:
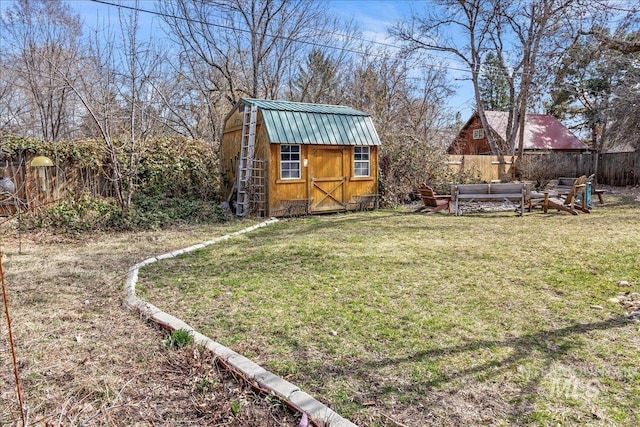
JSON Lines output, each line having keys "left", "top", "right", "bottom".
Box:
{"left": 123, "top": 218, "right": 357, "bottom": 427}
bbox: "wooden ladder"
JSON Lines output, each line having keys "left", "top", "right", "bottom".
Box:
{"left": 236, "top": 105, "right": 258, "bottom": 217}
{"left": 250, "top": 159, "right": 266, "bottom": 217}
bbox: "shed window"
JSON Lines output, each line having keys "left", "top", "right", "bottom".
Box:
{"left": 472, "top": 128, "right": 485, "bottom": 139}
{"left": 354, "top": 146, "right": 370, "bottom": 177}
{"left": 280, "top": 145, "right": 301, "bottom": 179}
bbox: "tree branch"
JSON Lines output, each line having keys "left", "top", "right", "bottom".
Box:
{"left": 581, "top": 30, "right": 640, "bottom": 54}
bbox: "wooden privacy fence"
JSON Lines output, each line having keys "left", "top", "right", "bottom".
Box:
{"left": 596, "top": 152, "right": 640, "bottom": 186}
{"left": 448, "top": 152, "right": 640, "bottom": 186}
{"left": 0, "top": 153, "right": 115, "bottom": 216}
{"left": 447, "top": 155, "right": 514, "bottom": 182}
{"left": 3, "top": 151, "right": 637, "bottom": 217}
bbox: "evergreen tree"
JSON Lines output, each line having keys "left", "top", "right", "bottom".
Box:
{"left": 478, "top": 52, "right": 510, "bottom": 112}
{"left": 291, "top": 49, "right": 340, "bottom": 104}
{"left": 548, "top": 30, "right": 639, "bottom": 152}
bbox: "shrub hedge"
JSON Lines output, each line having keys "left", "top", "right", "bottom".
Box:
{"left": 1, "top": 135, "right": 227, "bottom": 232}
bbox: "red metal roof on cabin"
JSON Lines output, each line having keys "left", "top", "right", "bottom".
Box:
{"left": 485, "top": 111, "right": 588, "bottom": 151}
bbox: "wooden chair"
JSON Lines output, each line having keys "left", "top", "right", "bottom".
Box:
{"left": 586, "top": 174, "right": 606, "bottom": 205}
{"left": 542, "top": 175, "right": 590, "bottom": 215}
{"left": 416, "top": 184, "right": 452, "bottom": 214}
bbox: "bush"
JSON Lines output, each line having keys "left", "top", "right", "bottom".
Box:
{"left": 3, "top": 135, "right": 228, "bottom": 233}
{"left": 0, "top": 135, "right": 221, "bottom": 196}
{"left": 127, "top": 195, "right": 228, "bottom": 229}
{"left": 24, "top": 194, "right": 122, "bottom": 233}
{"left": 519, "top": 154, "right": 558, "bottom": 190}
{"left": 134, "top": 137, "right": 221, "bottom": 201}
{"left": 24, "top": 194, "right": 228, "bottom": 233}
{"left": 378, "top": 134, "right": 480, "bottom": 205}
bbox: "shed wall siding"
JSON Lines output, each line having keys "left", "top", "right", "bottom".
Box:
{"left": 267, "top": 145, "right": 378, "bottom": 215}
{"left": 268, "top": 144, "right": 309, "bottom": 211}
{"left": 220, "top": 106, "right": 270, "bottom": 201}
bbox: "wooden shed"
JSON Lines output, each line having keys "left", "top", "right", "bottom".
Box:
{"left": 221, "top": 98, "right": 381, "bottom": 217}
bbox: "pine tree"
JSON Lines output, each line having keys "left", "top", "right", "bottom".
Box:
{"left": 478, "top": 52, "right": 510, "bottom": 112}
{"left": 291, "top": 49, "right": 339, "bottom": 104}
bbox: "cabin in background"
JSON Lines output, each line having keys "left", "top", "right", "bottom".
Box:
{"left": 221, "top": 99, "right": 381, "bottom": 217}
{"left": 448, "top": 111, "right": 590, "bottom": 155}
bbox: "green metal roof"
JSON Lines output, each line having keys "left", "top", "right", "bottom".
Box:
{"left": 241, "top": 98, "right": 381, "bottom": 146}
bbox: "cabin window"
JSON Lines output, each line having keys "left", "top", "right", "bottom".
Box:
{"left": 472, "top": 128, "right": 485, "bottom": 139}
{"left": 354, "top": 146, "right": 370, "bottom": 177}
{"left": 280, "top": 144, "right": 301, "bottom": 179}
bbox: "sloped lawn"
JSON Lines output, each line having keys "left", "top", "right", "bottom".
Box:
{"left": 138, "top": 197, "right": 640, "bottom": 426}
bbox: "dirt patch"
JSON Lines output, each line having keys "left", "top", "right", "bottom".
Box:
{"left": 0, "top": 224, "right": 298, "bottom": 426}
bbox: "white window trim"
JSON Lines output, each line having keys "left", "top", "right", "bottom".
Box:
{"left": 354, "top": 146, "right": 370, "bottom": 177}
{"left": 472, "top": 128, "right": 485, "bottom": 139}
{"left": 280, "top": 144, "right": 301, "bottom": 180}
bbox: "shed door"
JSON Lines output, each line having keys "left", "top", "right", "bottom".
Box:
{"left": 309, "top": 147, "right": 346, "bottom": 212}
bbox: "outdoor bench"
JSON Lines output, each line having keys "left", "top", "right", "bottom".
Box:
{"left": 451, "top": 183, "right": 528, "bottom": 216}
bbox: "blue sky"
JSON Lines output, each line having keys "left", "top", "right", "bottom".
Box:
{"left": 329, "top": 0, "right": 474, "bottom": 115}
{"left": 1, "top": 0, "right": 475, "bottom": 117}
{"left": 330, "top": 0, "right": 409, "bottom": 41}
{"left": 78, "top": 0, "right": 413, "bottom": 41}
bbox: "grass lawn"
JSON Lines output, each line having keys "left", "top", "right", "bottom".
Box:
{"left": 138, "top": 196, "right": 640, "bottom": 426}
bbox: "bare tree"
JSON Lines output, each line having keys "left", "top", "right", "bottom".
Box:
{"left": 392, "top": 0, "right": 585, "bottom": 174}
{"left": 498, "top": 0, "right": 583, "bottom": 162}
{"left": 115, "top": 1, "right": 168, "bottom": 208}
{"left": 583, "top": 20, "right": 640, "bottom": 54}
{"left": 0, "top": 61, "right": 30, "bottom": 136}
{"left": 589, "top": 33, "right": 640, "bottom": 53}
{"left": 580, "top": 8, "right": 640, "bottom": 152}
{"left": 391, "top": 0, "right": 503, "bottom": 155}
{"left": 1, "top": 0, "right": 82, "bottom": 142}
{"left": 548, "top": 2, "right": 639, "bottom": 153}
{"left": 342, "top": 49, "right": 454, "bottom": 202}
{"left": 608, "top": 62, "right": 640, "bottom": 152}
{"left": 159, "top": 0, "right": 345, "bottom": 140}
{"left": 64, "top": 23, "right": 129, "bottom": 208}
{"left": 56, "top": 3, "right": 164, "bottom": 211}
{"left": 598, "top": 29, "right": 640, "bottom": 152}
{"left": 145, "top": 62, "right": 210, "bottom": 139}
